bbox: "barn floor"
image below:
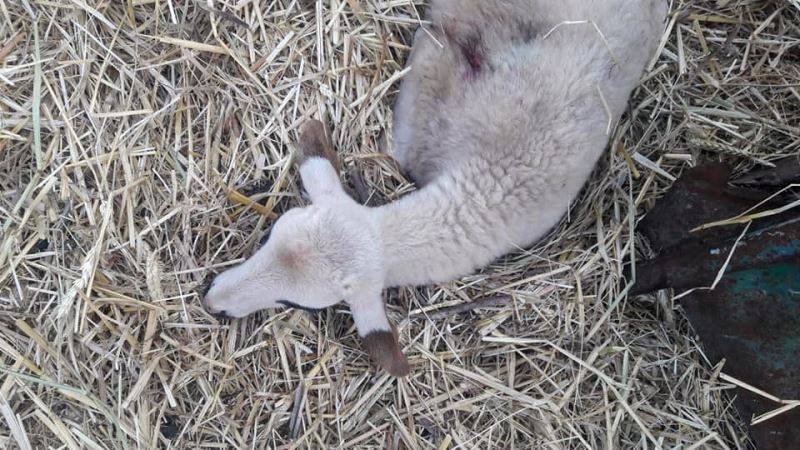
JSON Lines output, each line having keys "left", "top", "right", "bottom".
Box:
{"left": 1, "top": 1, "right": 798, "bottom": 448}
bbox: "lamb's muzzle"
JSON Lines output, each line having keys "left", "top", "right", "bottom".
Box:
{"left": 199, "top": 273, "right": 230, "bottom": 319}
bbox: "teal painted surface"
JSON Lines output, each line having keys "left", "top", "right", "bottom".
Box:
{"left": 754, "top": 239, "right": 800, "bottom": 261}
{"left": 734, "top": 238, "right": 800, "bottom": 267}
{"left": 723, "top": 263, "right": 800, "bottom": 373}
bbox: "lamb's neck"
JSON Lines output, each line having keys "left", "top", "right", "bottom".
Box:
{"left": 374, "top": 174, "right": 506, "bottom": 288}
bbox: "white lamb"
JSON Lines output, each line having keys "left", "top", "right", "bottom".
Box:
{"left": 203, "top": 0, "right": 668, "bottom": 376}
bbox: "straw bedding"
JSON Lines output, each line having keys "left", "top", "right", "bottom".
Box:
{"left": 1, "top": 0, "right": 798, "bottom": 448}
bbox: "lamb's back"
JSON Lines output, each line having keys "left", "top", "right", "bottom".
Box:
{"left": 392, "top": 0, "right": 666, "bottom": 188}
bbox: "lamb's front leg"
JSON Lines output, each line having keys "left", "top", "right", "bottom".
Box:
{"left": 294, "top": 119, "right": 411, "bottom": 377}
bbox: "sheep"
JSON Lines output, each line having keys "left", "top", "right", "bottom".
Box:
{"left": 203, "top": 0, "right": 668, "bottom": 376}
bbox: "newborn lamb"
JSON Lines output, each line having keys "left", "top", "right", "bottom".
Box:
{"left": 203, "top": 0, "right": 668, "bottom": 376}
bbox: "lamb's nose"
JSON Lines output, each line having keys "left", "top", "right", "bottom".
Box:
{"left": 202, "top": 300, "right": 231, "bottom": 320}
{"left": 211, "top": 309, "right": 230, "bottom": 320}
{"left": 198, "top": 273, "right": 226, "bottom": 317}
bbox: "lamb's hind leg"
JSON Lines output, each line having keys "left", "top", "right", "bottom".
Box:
{"left": 390, "top": 23, "right": 468, "bottom": 186}
{"left": 389, "top": 27, "right": 426, "bottom": 176}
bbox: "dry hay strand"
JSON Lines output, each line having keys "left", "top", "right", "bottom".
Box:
{"left": 1, "top": 0, "right": 799, "bottom": 448}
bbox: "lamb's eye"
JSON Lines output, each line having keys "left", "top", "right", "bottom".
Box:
{"left": 277, "top": 300, "right": 323, "bottom": 314}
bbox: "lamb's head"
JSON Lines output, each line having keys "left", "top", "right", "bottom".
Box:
{"left": 202, "top": 119, "right": 410, "bottom": 376}
{"left": 202, "top": 199, "right": 380, "bottom": 318}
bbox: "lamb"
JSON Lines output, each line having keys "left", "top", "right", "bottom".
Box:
{"left": 203, "top": 0, "right": 668, "bottom": 376}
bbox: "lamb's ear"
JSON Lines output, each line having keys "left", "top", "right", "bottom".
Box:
{"left": 350, "top": 296, "right": 410, "bottom": 377}
{"left": 296, "top": 119, "right": 345, "bottom": 203}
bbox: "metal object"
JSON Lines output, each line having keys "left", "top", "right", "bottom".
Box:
{"left": 733, "top": 156, "right": 800, "bottom": 188}
{"left": 637, "top": 162, "right": 778, "bottom": 253}
{"left": 684, "top": 263, "right": 800, "bottom": 449}
{"left": 632, "top": 216, "right": 800, "bottom": 295}
{"left": 633, "top": 163, "right": 800, "bottom": 450}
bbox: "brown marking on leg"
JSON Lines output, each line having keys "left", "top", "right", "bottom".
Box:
{"left": 296, "top": 119, "right": 341, "bottom": 173}
{"left": 362, "top": 325, "right": 410, "bottom": 377}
